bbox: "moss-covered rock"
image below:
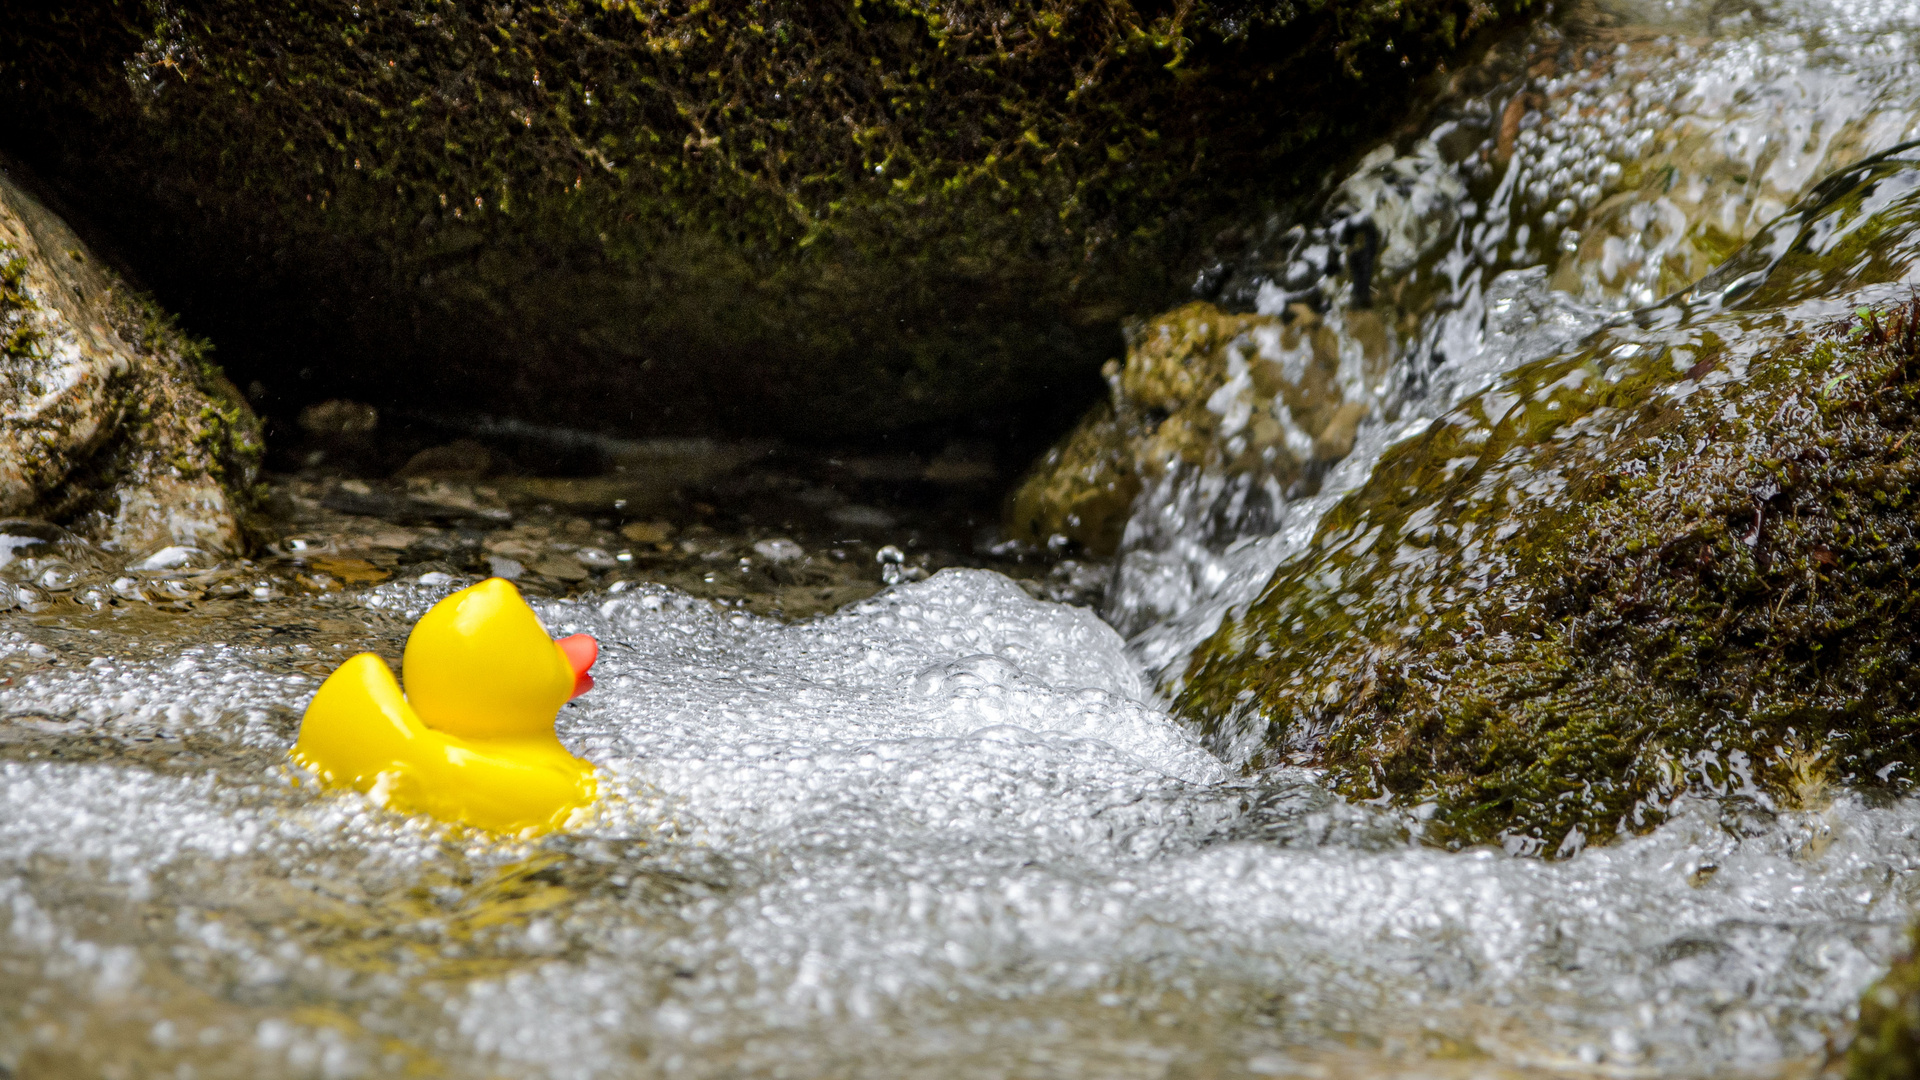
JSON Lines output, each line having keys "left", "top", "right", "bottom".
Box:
{"left": 1005, "top": 299, "right": 1388, "bottom": 554}
{"left": 0, "top": 162, "right": 261, "bottom": 554}
{"left": 1176, "top": 144, "right": 1920, "bottom": 852}
{"left": 0, "top": 0, "right": 1536, "bottom": 439}
{"left": 1851, "top": 933, "right": 1920, "bottom": 1080}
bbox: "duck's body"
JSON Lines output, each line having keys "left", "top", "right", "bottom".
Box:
{"left": 293, "top": 578, "right": 599, "bottom": 835}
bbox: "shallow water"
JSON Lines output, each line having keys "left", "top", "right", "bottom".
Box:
{"left": 8, "top": 0, "right": 1920, "bottom": 1074}
{"left": 4, "top": 571, "right": 1919, "bottom": 1078}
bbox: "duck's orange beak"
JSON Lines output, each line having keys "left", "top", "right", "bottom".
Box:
{"left": 556, "top": 634, "right": 598, "bottom": 699}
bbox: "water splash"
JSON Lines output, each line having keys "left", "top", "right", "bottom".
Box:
{"left": 1109, "top": 0, "right": 1920, "bottom": 683}
{"left": 0, "top": 571, "right": 1915, "bottom": 1077}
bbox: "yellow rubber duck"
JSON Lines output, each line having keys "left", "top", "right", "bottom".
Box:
{"left": 292, "top": 577, "right": 599, "bottom": 835}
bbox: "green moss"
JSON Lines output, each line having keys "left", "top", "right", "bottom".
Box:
{"left": 112, "top": 290, "right": 264, "bottom": 495}
{"left": 1738, "top": 155, "right": 1920, "bottom": 310}
{"left": 1004, "top": 393, "right": 1137, "bottom": 554}
{"left": 0, "top": 212, "right": 264, "bottom": 549}
{"left": 0, "top": 239, "right": 90, "bottom": 501}
{"left": 0, "top": 246, "right": 42, "bottom": 363}
{"left": 0, "top": 0, "right": 1540, "bottom": 438}
{"left": 1851, "top": 933, "right": 1920, "bottom": 1080}
{"left": 1176, "top": 149, "right": 1920, "bottom": 851}
{"left": 1005, "top": 299, "right": 1387, "bottom": 555}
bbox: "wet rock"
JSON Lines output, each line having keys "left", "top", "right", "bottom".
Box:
{"left": 1005, "top": 399, "right": 1140, "bottom": 557}
{"left": 829, "top": 504, "right": 898, "bottom": 533}
{"left": 529, "top": 553, "right": 589, "bottom": 583}
{"left": 492, "top": 475, "right": 677, "bottom": 515}
{"left": 1177, "top": 146, "right": 1920, "bottom": 851}
{"left": 923, "top": 440, "right": 999, "bottom": 487}
{"left": 1007, "top": 301, "right": 1391, "bottom": 555}
{"left": 0, "top": 162, "right": 260, "bottom": 555}
{"left": 296, "top": 400, "right": 378, "bottom": 444}
{"left": 0, "top": 0, "right": 1540, "bottom": 439}
{"left": 1851, "top": 937, "right": 1920, "bottom": 1080}
{"left": 1076, "top": 7, "right": 1920, "bottom": 679}
{"left": 394, "top": 439, "right": 493, "bottom": 481}
{"left": 620, "top": 521, "right": 674, "bottom": 545}
{"left": 290, "top": 398, "right": 378, "bottom": 469}
{"left": 319, "top": 479, "right": 509, "bottom": 528}
{"left": 247, "top": 431, "right": 1108, "bottom": 619}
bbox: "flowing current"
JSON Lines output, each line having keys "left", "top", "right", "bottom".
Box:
{"left": 7, "top": 0, "right": 1920, "bottom": 1076}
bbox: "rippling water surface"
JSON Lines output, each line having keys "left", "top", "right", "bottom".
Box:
{"left": 5, "top": 574, "right": 1920, "bottom": 1078}
{"left": 7, "top": 0, "right": 1920, "bottom": 1074}
{"left": 1115, "top": 0, "right": 1920, "bottom": 680}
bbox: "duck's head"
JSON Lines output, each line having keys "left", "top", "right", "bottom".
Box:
{"left": 401, "top": 577, "right": 598, "bottom": 739}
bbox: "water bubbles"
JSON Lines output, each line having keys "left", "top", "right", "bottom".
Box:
{"left": 0, "top": 555, "right": 1912, "bottom": 1076}
{"left": 1103, "top": 0, "right": 1920, "bottom": 685}
{"left": 752, "top": 538, "right": 804, "bottom": 564}
{"left": 574, "top": 546, "right": 619, "bottom": 570}
{"left": 148, "top": 578, "right": 202, "bottom": 604}
{"left": 875, "top": 543, "right": 913, "bottom": 585}
{"left": 129, "top": 545, "right": 208, "bottom": 572}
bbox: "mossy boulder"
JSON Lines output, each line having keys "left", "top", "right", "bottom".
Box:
{"left": 1006, "top": 299, "right": 1388, "bottom": 554}
{"left": 0, "top": 0, "right": 1535, "bottom": 440}
{"left": 1176, "top": 144, "right": 1920, "bottom": 852}
{"left": 0, "top": 162, "right": 262, "bottom": 555}
{"left": 1852, "top": 933, "right": 1920, "bottom": 1080}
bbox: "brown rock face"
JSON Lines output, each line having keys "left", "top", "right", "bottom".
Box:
{"left": 0, "top": 163, "right": 260, "bottom": 555}
{"left": 0, "top": 0, "right": 1539, "bottom": 440}
{"left": 1006, "top": 301, "right": 1394, "bottom": 555}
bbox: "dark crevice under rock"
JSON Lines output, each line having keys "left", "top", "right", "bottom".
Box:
{"left": 0, "top": 0, "right": 1541, "bottom": 444}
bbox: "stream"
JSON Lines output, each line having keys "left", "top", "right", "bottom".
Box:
{"left": 7, "top": 0, "right": 1920, "bottom": 1076}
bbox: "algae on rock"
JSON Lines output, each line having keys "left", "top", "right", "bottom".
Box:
{"left": 1006, "top": 300, "right": 1389, "bottom": 555}
{"left": 1176, "top": 143, "right": 1920, "bottom": 852}
{"left": 0, "top": 0, "right": 1536, "bottom": 438}
{"left": 0, "top": 164, "right": 261, "bottom": 555}
{"left": 1852, "top": 934, "right": 1920, "bottom": 1080}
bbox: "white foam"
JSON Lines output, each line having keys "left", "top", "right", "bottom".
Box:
{"left": 0, "top": 571, "right": 1912, "bottom": 1077}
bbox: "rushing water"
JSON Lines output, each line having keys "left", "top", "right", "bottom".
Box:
{"left": 1113, "top": 0, "right": 1920, "bottom": 682}
{"left": 4, "top": 574, "right": 1920, "bottom": 1078}
{"left": 7, "top": 0, "right": 1920, "bottom": 1075}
